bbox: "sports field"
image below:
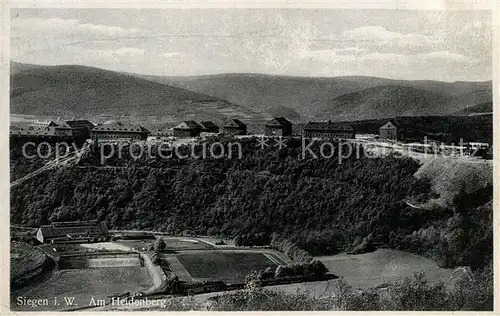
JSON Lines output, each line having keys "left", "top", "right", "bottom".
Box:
{"left": 175, "top": 251, "right": 282, "bottom": 283}
{"left": 11, "top": 267, "right": 152, "bottom": 311}
{"left": 162, "top": 237, "right": 214, "bottom": 250}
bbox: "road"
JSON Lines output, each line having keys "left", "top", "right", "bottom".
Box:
{"left": 11, "top": 147, "right": 86, "bottom": 189}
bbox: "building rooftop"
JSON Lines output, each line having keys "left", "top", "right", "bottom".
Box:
{"left": 66, "top": 120, "right": 95, "bottom": 129}
{"left": 38, "top": 221, "right": 108, "bottom": 238}
{"left": 266, "top": 117, "right": 292, "bottom": 127}
{"left": 10, "top": 125, "right": 57, "bottom": 136}
{"left": 224, "top": 119, "right": 247, "bottom": 129}
{"left": 92, "top": 122, "right": 150, "bottom": 133}
{"left": 174, "top": 121, "right": 203, "bottom": 130}
{"left": 199, "top": 121, "right": 219, "bottom": 130}
{"left": 380, "top": 121, "right": 397, "bottom": 130}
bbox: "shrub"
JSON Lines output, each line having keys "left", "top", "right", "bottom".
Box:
{"left": 379, "top": 272, "right": 450, "bottom": 310}
{"left": 155, "top": 238, "right": 166, "bottom": 252}
{"left": 270, "top": 233, "right": 312, "bottom": 263}
{"left": 234, "top": 232, "right": 271, "bottom": 247}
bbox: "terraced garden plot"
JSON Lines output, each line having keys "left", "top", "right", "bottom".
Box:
{"left": 175, "top": 251, "right": 279, "bottom": 283}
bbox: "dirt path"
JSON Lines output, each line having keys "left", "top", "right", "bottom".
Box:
{"left": 141, "top": 253, "right": 166, "bottom": 294}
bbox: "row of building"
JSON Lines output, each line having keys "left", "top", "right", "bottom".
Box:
{"left": 10, "top": 120, "right": 96, "bottom": 140}
{"left": 161, "top": 117, "right": 358, "bottom": 139}
{"left": 10, "top": 117, "right": 400, "bottom": 142}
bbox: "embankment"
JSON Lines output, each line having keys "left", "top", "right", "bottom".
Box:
{"left": 414, "top": 157, "right": 493, "bottom": 208}
{"left": 11, "top": 242, "right": 55, "bottom": 290}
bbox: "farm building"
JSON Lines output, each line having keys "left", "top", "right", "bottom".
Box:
{"left": 223, "top": 119, "right": 247, "bottom": 135}
{"left": 91, "top": 121, "right": 150, "bottom": 141}
{"left": 265, "top": 117, "right": 293, "bottom": 136}
{"left": 173, "top": 121, "right": 203, "bottom": 137}
{"left": 36, "top": 220, "right": 109, "bottom": 244}
{"left": 66, "top": 120, "right": 95, "bottom": 139}
{"left": 379, "top": 121, "right": 398, "bottom": 141}
{"left": 303, "top": 121, "right": 355, "bottom": 139}
{"left": 199, "top": 121, "right": 220, "bottom": 134}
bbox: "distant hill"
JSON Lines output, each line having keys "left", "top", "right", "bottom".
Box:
{"left": 139, "top": 73, "right": 492, "bottom": 121}
{"left": 11, "top": 62, "right": 492, "bottom": 122}
{"left": 310, "top": 85, "right": 454, "bottom": 121}
{"left": 10, "top": 62, "right": 265, "bottom": 123}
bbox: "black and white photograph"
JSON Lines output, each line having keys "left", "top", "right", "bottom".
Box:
{"left": 4, "top": 5, "right": 496, "bottom": 312}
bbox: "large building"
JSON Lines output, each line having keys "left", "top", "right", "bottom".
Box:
{"left": 66, "top": 120, "right": 95, "bottom": 139}
{"left": 379, "top": 121, "right": 398, "bottom": 141}
{"left": 173, "top": 121, "right": 203, "bottom": 137}
{"left": 149, "top": 127, "right": 174, "bottom": 141}
{"left": 265, "top": 117, "right": 293, "bottom": 136}
{"left": 36, "top": 220, "right": 108, "bottom": 244}
{"left": 10, "top": 122, "right": 74, "bottom": 139}
{"left": 303, "top": 121, "right": 355, "bottom": 139}
{"left": 223, "top": 119, "right": 247, "bottom": 135}
{"left": 91, "top": 121, "right": 149, "bottom": 141}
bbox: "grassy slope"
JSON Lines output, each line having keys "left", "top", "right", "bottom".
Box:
{"left": 315, "top": 249, "right": 452, "bottom": 290}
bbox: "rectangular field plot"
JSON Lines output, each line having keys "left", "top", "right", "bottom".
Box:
{"left": 176, "top": 251, "right": 279, "bottom": 283}
{"left": 162, "top": 237, "right": 214, "bottom": 250}
{"left": 11, "top": 267, "right": 152, "bottom": 311}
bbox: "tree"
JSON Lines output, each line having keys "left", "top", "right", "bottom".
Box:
{"left": 155, "top": 238, "right": 166, "bottom": 252}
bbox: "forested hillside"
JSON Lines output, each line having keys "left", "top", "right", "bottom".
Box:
{"left": 10, "top": 137, "right": 492, "bottom": 270}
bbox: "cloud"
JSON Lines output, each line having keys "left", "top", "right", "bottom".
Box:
{"left": 76, "top": 23, "right": 140, "bottom": 37}
{"left": 343, "top": 25, "right": 438, "bottom": 51}
{"left": 61, "top": 46, "right": 146, "bottom": 64}
{"left": 163, "top": 52, "right": 183, "bottom": 58}
{"left": 419, "top": 51, "right": 471, "bottom": 63}
{"left": 299, "top": 48, "right": 472, "bottom": 66}
{"left": 12, "top": 17, "right": 141, "bottom": 38}
{"left": 344, "top": 26, "right": 431, "bottom": 42}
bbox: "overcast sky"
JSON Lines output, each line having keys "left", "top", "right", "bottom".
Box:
{"left": 11, "top": 9, "right": 492, "bottom": 81}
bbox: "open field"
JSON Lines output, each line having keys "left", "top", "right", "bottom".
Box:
{"left": 171, "top": 251, "right": 284, "bottom": 283}
{"left": 11, "top": 267, "right": 153, "bottom": 311}
{"left": 290, "top": 249, "right": 454, "bottom": 293}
